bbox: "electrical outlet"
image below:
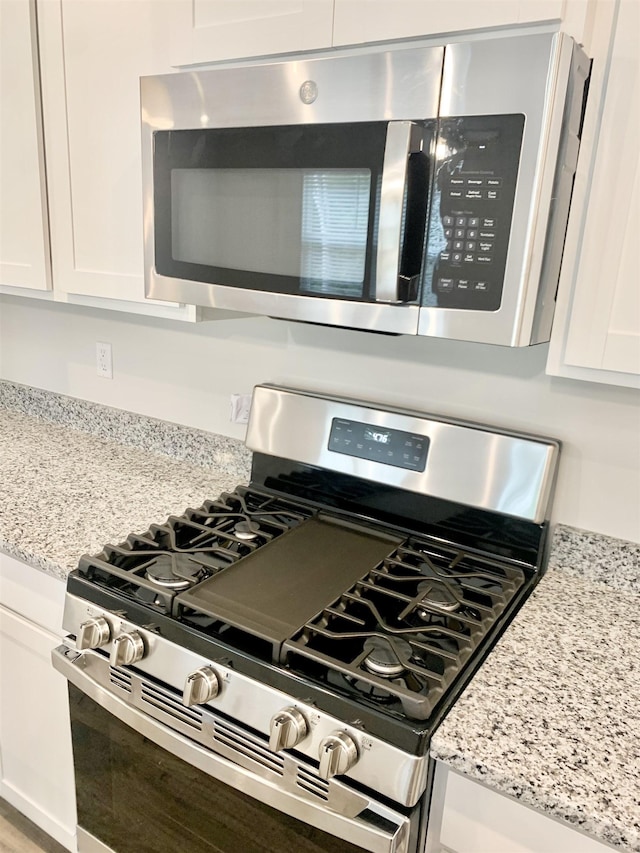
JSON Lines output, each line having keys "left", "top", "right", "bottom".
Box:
{"left": 96, "top": 342, "right": 113, "bottom": 379}
{"left": 230, "top": 393, "right": 251, "bottom": 424}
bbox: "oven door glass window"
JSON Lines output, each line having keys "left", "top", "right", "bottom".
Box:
{"left": 153, "top": 123, "right": 387, "bottom": 300}
{"left": 69, "top": 685, "right": 378, "bottom": 853}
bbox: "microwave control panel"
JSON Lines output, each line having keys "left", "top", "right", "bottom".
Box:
{"left": 428, "top": 114, "right": 525, "bottom": 312}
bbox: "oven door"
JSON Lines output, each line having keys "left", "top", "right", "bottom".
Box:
{"left": 53, "top": 645, "right": 420, "bottom": 853}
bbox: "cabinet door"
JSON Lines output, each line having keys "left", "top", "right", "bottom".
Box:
{"left": 169, "top": 0, "right": 334, "bottom": 67}
{"left": 36, "top": 0, "right": 197, "bottom": 320}
{"left": 547, "top": 0, "right": 640, "bottom": 387}
{"left": 0, "top": 0, "right": 51, "bottom": 292}
{"left": 0, "top": 606, "right": 76, "bottom": 851}
{"left": 433, "top": 764, "right": 614, "bottom": 853}
{"left": 332, "top": 0, "right": 590, "bottom": 47}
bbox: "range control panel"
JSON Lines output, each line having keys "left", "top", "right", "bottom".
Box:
{"left": 328, "top": 418, "right": 429, "bottom": 472}
{"left": 429, "top": 114, "right": 525, "bottom": 312}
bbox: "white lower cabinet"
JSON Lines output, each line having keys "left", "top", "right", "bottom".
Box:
{"left": 0, "top": 554, "right": 76, "bottom": 851}
{"left": 428, "top": 762, "right": 614, "bottom": 853}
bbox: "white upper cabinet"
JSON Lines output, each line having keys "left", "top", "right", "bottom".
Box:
{"left": 36, "top": 0, "right": 197, "bottom": 319}
{"left": 0, "top": 0, "right": 51, "bottom": 292}
{"left": 547, "top": 0, "right": 640, "bottom": 387}
{"left": 333, "top": 0, "right": 594, "bottom": 48}
{"left": 169, "top": 0, "right": 334, "bottom": 67}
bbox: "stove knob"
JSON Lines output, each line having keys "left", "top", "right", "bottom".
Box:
{"left": 110, "top": 631, "right": 145, "bottom": 667}
{"left": 268, "top": 708, "right": 308, "bottom": 753}
{"left": 318, "top": 731, "right": 359, "bottom": 780}
{"left": 77, "top": 616, "right": 111, "bottom": 650}
{"left": 183, "top": 667, "right": 221, "bottom": 707}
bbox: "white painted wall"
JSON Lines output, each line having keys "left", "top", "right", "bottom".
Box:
{"left": 1, "top": 293, "right": 638, "bottom": 543}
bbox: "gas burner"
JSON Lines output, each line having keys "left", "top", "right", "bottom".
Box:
{"left": 414, "top": 579, "right": 460, "bottom": 615}
{"left": 145, "top": 553, "right": 204, "bottom": 590}
{"left": 362, "top": 636, "right": 412, "bottom": 678}
{"left": 233, "top": 519, "right": 260, "bottom": 541}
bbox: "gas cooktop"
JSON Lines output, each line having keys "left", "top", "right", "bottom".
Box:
{"left": 66, "top": 384, "right": 559, "bottom": 753}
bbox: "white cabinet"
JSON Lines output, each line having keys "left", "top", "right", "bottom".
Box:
{"left": 547, "top": 0, "right": 640, "bottom": 387}
{"left": 333, "top": 0, "right": 594, "bottom": 49}
{"left": 0, "top": 553, "right": 76, "bottom": 851}
{"left": 169, "top": 0, "right": 334, "bottom": 66}
{"left": 36, "top": 0, "right": 198, "bottom": 320}
{"left": 0, "top": 0, "right": 51, "bottom": 292}
{"left": 428, "top": 763, "right": 615, "bottom": 853}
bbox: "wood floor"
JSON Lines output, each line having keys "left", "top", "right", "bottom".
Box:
{"left": 0, "top": 799, "right": 68, "bottom": 853}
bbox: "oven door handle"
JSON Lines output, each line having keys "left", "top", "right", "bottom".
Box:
{"left": 52, "top": 646, "right": 411, "bottom": 853}
{"left": 375, "top": 121, "right": 426, "bottom": 304}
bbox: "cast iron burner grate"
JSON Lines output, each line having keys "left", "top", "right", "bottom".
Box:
{"left": 283, "top": 537, "right": 526, "bottom": 720}
{"left": 76, "top": 486, "right": 313, "bottom": 614}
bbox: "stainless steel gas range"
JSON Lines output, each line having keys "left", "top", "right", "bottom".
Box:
{"left": 53, "top": 385, "right": 559, "bottom": 853}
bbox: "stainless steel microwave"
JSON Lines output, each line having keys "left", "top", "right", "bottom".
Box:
{"left": 141, "top": 33, "right": 589, "bottom": 346}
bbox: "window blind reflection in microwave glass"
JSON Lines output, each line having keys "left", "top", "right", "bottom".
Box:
{"left": 171, "top": 168, "right": 371, "bottom": 296}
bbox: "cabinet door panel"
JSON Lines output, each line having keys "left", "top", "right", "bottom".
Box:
{"left": 547, "top": 0, "right": 640, "bottom": 386}
{"left": 170, "top": 0, "right": 334, "bottom": 66}
{"left": 0, "top": 606, "right": 76, "bottom": 850}
{"left": 439, "top": 767, "right": 614, "bottom": 853}
{"left": 37, "top": 0, "right": 196, "bottom": 319}
{"left": 0, "top": 0, "right": 50, "bottom": 291}
{"left": 333, "top": 0, "right": 566, "bottom": 47}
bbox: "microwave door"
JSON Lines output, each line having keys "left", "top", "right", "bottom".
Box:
{"left": 147, "top": 121, "right": 430, "bottom": 335}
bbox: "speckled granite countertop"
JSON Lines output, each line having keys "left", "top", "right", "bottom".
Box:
{"left": 0, "top": 380, "right": 638, "bottom": 851}
{"left": 431, "top": 527, "right": 640, "bottom": 852}
{"left": 0, "top": 381, "right": 251, "bottom": 579}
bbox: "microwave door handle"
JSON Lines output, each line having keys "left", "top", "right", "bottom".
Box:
{"left": 374, "top": 121, "right": 423, "bottom": 303}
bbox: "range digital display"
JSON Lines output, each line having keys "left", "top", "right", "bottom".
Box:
{"left": 329, "top": 418, "right": 429, "bottom": 472}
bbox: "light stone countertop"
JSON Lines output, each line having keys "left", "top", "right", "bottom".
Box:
{"left": 0, "top": 380, "right": 638, "bottom": 851}
{"left": 0, "top": 383, "right": 251, "bottom": 579}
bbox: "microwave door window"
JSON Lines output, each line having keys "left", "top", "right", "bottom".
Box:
{"left": 299, "top": 170, "right": 371, "bottom": 297}
{"left": 170, "top": 168, "right": 371, "bottom": 299}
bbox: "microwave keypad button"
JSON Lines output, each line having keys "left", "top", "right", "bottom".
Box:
{"left": 440, "top": 251, "right": 451, "bottom": 262}
{"left": 449, "top": 190, "right": 463, "bottom": 198}
{"left": 455, "top": 216, "right": 467, "bottom": 227}
{"left": 452, "top": 252, "right": 463, "bottom": 263}
{"left": 477, "top": 255, "right": 492, "bottom": 264}
{"left": 456, "top": 279, "right": 470, "bottom": 290}
{"left": 443, "top": 216, "right": 454, "bottom": 226}
{"left": 465, "top": 241, "right": 476, "bottom": 251}
{"left": 437, "top": 278, "right": 454, "bottom": 292}
{"left": 487, "top": 178, "right": 503, "bottom": 187}
{"left": 487, "top": 190, "right": 500, "bottom": 200}
{"left": 482, "top": 218, "right": 496, "bottom": 228}
{"left": 449, "top": 177, "right": 465, "bottom": 186}
{"left": 468, "top": 217, "right": 480, "bottom": 227}
{"left": 463, "top": 253, "right": 474, "bottom": 263}
{"left": 466, "top": 178, "right": 484, "bottom": 186}
{"left": 454, "top": 228, "right": 465, "bottom": 239}
{"left": 467, "top": 229, "right": 477, "bottom": 239}
{"left": 444, "top": 228, "right": 453, "bottom": 239}
{"left": 454, "top": 241, "right": 464, "bottom": 251}
{"left": 479, "top": 242, "right": 494, "bottom": 253}
{"left": 475, "top": 281, "right": 489, "bottom": 291}
{"left": 465, "top": 189, "right": 484, "bottom": 200}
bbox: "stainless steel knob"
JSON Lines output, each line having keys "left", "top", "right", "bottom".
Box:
{"left": 268, "top": 707, "right": 308, "bottom": 752}
{"left": 318, "top": 731, "right": 359, "bottom": 780}
{"left": 109, "top": 631, "right": 145, "bottom": 667}
{"left": 77, "top": 616, "right": 111, "bottom": 650}
{"left": 183, "top": 666, "right": 221, "bottom": 706}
